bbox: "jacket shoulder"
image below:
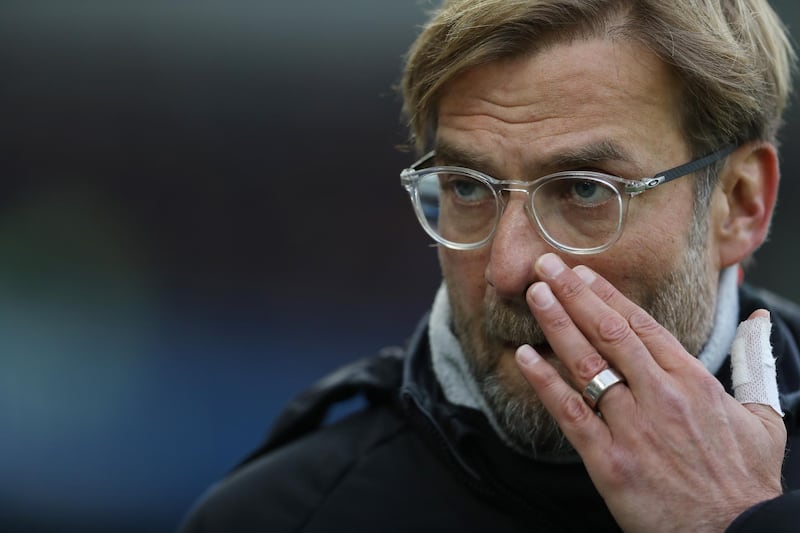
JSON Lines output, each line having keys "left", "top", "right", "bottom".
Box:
{"left": 179, "top": 405, "right": 409, "bottom": 533}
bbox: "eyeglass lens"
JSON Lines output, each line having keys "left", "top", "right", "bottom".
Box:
{"left": 416, "top": 171, "right": 623, "bottom": 250}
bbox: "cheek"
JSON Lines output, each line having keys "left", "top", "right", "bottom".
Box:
{"left": 439, "top": 247, "right": 489, "bottom": 313}
{"left": 612, "top": 186, "right": 696, "bottom": 261}
{"left": 585, "top": 217, "right": 692, "bottom": 299}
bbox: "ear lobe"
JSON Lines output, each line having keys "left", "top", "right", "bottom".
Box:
{"left": 714, "top": 142, "right": 779, "bottom": 268}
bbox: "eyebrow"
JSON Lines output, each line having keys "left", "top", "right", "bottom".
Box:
{"left": 434, "top": 139, "right": 638, "bottom": 178}
{"left": 544, "top": 141, "right": 634, "bottom": 170}
{"left": 435, "top": 141, "right": 498, "bottom": 173}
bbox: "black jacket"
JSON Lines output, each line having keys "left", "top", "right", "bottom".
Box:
{"left": 181, "top": 285, "right": 800, "bottom": 532}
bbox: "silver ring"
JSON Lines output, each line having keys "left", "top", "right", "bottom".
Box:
{"left": 583, "top": 368, "right": 626, "bottom": 410}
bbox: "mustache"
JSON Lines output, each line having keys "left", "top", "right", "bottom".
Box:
{"left": 484, "top": 297, "right": 548, "bottom": 347}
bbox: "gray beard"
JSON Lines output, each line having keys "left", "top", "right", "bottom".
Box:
{"left": 452, "top": 225, "right": 716, "bottom": 458}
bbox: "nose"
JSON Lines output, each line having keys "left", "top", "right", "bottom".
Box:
{"left": 485, "top": 193, "right": 552, "bottom": 300}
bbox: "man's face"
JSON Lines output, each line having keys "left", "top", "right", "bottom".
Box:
{"left": 435, "top": 38, "right": 721, "bottom": 455}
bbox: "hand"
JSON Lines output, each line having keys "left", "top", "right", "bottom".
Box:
{"left": 514, "top": 253, "right": 786, "bottom": 532}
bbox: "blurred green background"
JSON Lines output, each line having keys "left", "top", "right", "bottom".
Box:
{"left": 1, "top": 1, "right": 798, "bottom": 531}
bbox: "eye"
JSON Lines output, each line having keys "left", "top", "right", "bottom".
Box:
{"left": 445, "top": 176, "right": 492, "bottom": 203}
{"left": 568, "top": 179, "right": 616, "bottom": 206}
{"left": 454, "top": 179, "right": 478, "bottom": 198}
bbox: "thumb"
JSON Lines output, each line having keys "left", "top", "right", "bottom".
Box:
{"left": 730, "top": 309, "right": 783, "bottom": 418}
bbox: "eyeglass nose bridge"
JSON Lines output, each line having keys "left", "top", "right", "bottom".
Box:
{"left": 490, "top": 185, "right": 546, "bottom": 246}
{"left": 500, "top": 187, "right": 530, "bottom": 194}
{"left": 494, "top": 185, "right": 535, "bottom": 217}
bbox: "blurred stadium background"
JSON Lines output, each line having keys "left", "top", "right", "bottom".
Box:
{"left": 1, "top": 1, "right": 798, "bottom": 531}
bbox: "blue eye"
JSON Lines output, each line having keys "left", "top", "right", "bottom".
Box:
{"left": 448, "top": 176, "right": 492, "bottom": 203}
{"left": 574, "top": 180, "right": 599, "bottom": 199}
{"left": 454, "top": 179, "right": 478, "bottom": 198}
{"left": 569, "top": 179, "right": 615, "bottom": 205}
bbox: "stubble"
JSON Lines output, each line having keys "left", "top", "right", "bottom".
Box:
{"left": 449, "top": 221, "right": 716, "bottom": 458}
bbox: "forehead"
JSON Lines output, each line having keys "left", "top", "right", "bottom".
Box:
{"left": 435, "top": 37, "right": 689, "bottom": 175}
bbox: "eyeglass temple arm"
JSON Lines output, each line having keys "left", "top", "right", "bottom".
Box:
{"left": 627, "top": 144, "right": 737, "bottom": 193}
{"left": 409, "top": 150, "right": 436, "bottom": 170}
{"left": 409, "top": 146, "right": 739, "bottom": 193}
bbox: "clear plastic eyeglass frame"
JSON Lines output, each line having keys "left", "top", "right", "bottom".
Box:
{"left": 400, "top": 144, "right": 736, "bottom": 255}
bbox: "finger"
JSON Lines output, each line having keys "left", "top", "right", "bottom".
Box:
{"left": 532, "top": 253, "right": 660, "bottom": 383}
{"left": 571, "top": 263, "right": 698, "bottom": 373}
{"left": 526, "top": 281, "right": 611, "bottom": 388}
{"left": 519, "top": 285, "right": 637, "bottom": 428}
{"left": 744, "top": 403, "right": 787, "bottom": 435}
{"left": 515, "top": 344, "right": 612, "bottom": 452}
{"left": 730, "top": 310, "right": 783, "bottom": 417}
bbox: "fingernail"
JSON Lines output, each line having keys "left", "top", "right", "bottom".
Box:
{"left": 574, "top": 265, "right": 596, "bottom": 285}
{"left": 537, "top": 253, "right": 564, "bottom": 278}
{"left": 530, "top": 282, "right": 555, "bottom": 308}
{"left": 516, "top": 344, "right": 541, "bottom": 366}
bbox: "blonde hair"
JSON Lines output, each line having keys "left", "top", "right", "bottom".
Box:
{"left": 401, "top": 0, "right": 795, "bottom": 157}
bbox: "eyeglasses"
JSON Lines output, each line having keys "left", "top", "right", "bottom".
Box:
{"left": 400, "top": 145, "right": 736, "bottom": 255}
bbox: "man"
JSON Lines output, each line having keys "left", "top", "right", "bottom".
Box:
{"left": 182, "top": 0, "right": 800, "bottom": 531}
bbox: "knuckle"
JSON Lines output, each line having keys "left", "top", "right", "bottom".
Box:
{"left": 628, "top": 308, "right": 660, "bottom": 335}
{"left": 605, "top": 448, "right": 635, "bottom": 488}
{"left": 597, "top": 312, "right": 631, "bottom": 345}
{"left": 560, "top": 393, "right": 594, "bottom": 426}
{"left": 575, "top": 352, "right": 607, "bottom": 382}
{"left": 545, "top": 311, "right": 573, "bottom": 334}
{"left": 658, "top": 385, "right": 693, "bottom": 420}
{"left": 698, "top": 372, "right": 725, "bottom": 396}
{"left": 557, "top": 276, "right": 586, "bottom": 303}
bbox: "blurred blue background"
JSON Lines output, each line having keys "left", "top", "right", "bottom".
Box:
{"left": 1, "top": 1, "right": 798, "bottom": 531}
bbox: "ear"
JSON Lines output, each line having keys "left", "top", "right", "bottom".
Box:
{"left": 711, "top": 142, "right": 780, "bottom": 269}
